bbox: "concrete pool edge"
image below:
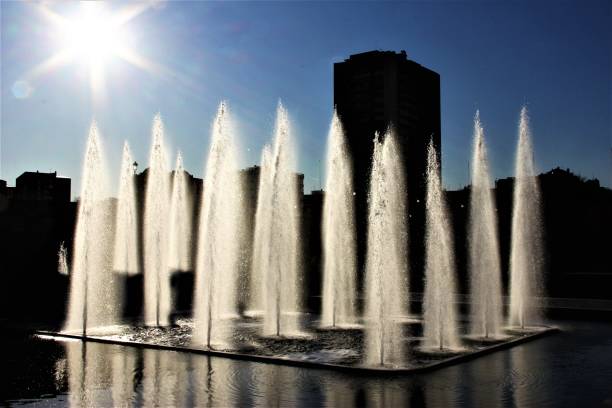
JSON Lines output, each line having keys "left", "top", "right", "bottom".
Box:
{"left": 33, "top": 327, "right": 559, "bottom": 375}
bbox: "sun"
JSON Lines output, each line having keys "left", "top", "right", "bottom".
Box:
{"left": 59, "top": 4, "right": 126, "bottom": 70}
{"left": 26, "top": 2, "right": 166, "bottom": 104}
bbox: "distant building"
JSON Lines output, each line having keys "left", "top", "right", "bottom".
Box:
{"left": 238, "top": 165, "right": 262, "bottom": 311}
{"left": 12, "top": 171, "right": 70, "bottom": 204}
{"left": 445, "top": 168, "right": 612, "bottom": 300}
{"left": 134, "top": 167, "right": 203, "bottom": 212}
{"left": 240, "top": 165, "right": 261, "bottom": 228}
{"left": 297, "top": 174, "right": 305, "bottom": 199}
{"left": 302, "top": 189, "right": 324, "bottom": 312}
{"left": 239, "top": 164, "right": 305, "bottom": 241}
{"left": 239, "top": 164, "right": 305, "bottom": 228}
{"left": 0, "top": 171, "right": 70, "bottom": 213}
{"left": 0, "top": 180, "right": 11, "bottom": 212}
{"left": 0, "top": 171, "right": 76, "bottom": 321}
{"left": 334, "top": 50, "right": 441, "bottom": 286}
{"left": 238, "top": 165, "right": 305, "bottom": 312}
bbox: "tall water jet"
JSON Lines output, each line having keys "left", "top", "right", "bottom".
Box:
{"left": 253, "top": 102, "right": 302, "bottom": 337}
{"left": 144, "top": 114, "right": 172, "bottom": 327}
{"left": 320, "top": 110, "right": 357, "bottom": 328}
{"left": 193, "top": 102, "right": 245, "bottom": 347}
{"left": 168, "top": 152, "right": 192, "bottom": 272}
{"left": 113, "top": 141, "right": 139, "bottom": 275}
{"left": 422, "top": 140, "right": 460, "bottom": 350}
{"left": 469, "top": 111, "right": 503, "bottom": 338}
{"left": 65, "top": 122, "right": 117, "bottom": 335}
{"left": 509, "top": 107, "right": 544, "bottom": 328}
{"left": 249, "top": 146, "right": 273, "bottom": 315}
{"left": 364, "top": 129, "right": 408, "bottom": 366}
{"left": 58, "top": 241, "right": 69, "bottom": 275}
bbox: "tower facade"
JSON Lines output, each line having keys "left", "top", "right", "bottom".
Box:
{"left": 334, "top": 50, "right": 441, "bottom": 291}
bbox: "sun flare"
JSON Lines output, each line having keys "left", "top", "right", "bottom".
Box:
{"left": 59, "top": 5, "right": 125, "bottom": 69}
{"left": 27, "top": 2, "right": 164, "bottom": 104}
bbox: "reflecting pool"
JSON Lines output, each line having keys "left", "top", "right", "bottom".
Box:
{"left": 3, "top": 318, "right": 612, "bottom": 407}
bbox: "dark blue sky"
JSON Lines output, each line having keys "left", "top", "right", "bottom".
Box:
{"left": 2, "top": 0, "right": 610, "bottom": 195}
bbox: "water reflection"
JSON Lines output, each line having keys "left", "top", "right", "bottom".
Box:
{"left": 366, "top": 381, "right": 409, "bottom": 407}
{"left": 266, "top": 365, "right": 298, "bottom": 406}
{"left": 65, "top": 341, "right": 114, "bottom": 407}
{"left": 55, "top": 341, "right": 526, "bottom": 407}
{"left": 142, "top": 349, "right": 189, "bottom": 407}
{"left": 192, "top": 355, "right": 243, "bottom": 407}
{"left": 507, "top": 342, "right": 550, "bottom": 407}
{"left": 424, "top": 365, "right": 462, "bottom": 407}
{"left": 112, "top": 346, "right": 137, "bottom": 407}
{"left": 324, "top": 376, "right": 355, "bottom": 406}
{"left": 466, "top": 354, "right": 504, "bottom": 408}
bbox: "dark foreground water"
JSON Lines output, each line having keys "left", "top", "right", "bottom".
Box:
{"left": 2, "top": 318, "right": 612, "bottom": 407}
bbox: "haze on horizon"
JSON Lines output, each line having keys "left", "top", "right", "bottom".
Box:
{"left": 1, "top": 0, "right": 610, "bottom": 196}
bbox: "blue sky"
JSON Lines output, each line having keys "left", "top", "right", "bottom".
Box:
{"left": 2, "top": 0, "right": 610, "bottom": 196}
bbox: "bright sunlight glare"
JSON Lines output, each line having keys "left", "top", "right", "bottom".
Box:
{"left": 59, "top": 3, "right": 125, "bottom": 69}
{"left": 27, "top": 1, "right": 168, "bottom": 105}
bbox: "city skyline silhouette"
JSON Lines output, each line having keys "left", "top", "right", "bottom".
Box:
{"left": 1, "top": 1, "right": 610, "bottom": 195}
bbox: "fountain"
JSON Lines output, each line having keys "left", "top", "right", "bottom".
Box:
{"left": 422, "top": 140, "right": 461, "bottom": 350}
{"left": 58, "top": 241, "right": 69, "bottom": 275}
{"left": 364, "top": 129, "right": 409, "bottom": 366}
{"left": 320, "top": 110, "right": 357, "bottom": 328}
{"left": 143, "top": 114, "right": 172, "bottom": 327}
{"left": 468, "top": 111, "right": 503, "bottom": 339}
{"left": 49, "top": 105, "right": 557, "bottom": 375}
{"left": 252, "top": 102, "right": 302, "bottom": 337}
{"left": 113, "top": 141, "right": 139, "bottom": 275}
{"left": 64, "top": 122, "right": 118, "bottom": 335}
{"left": 193, "top": 102, "right": 245, "bottom": 347}
{"left": 509, "top": 107, "right": 544, "bottom": 328}
{"left": 168, "top": 152, "right": 193, "bottom": 272}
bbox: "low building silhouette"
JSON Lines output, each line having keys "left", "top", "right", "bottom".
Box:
{"left": 131, "top": 167, "right": 203, "bottom": 318}
{"left": 14, "top": 171, "right": 70, "bottom": 203}
{"left": 239, "top": 165, "right": 305, "bottom": 312}
{"left": 446, "top": 167, "right": 612, "bottom": 301}
{"left": 0, "top": 172, "right": 76, "bottom": 326}
{"left": 0, "top": 180, "right": 11, "bottom": 212}
{"left": 1, "top": 164, "right": 611, "bottom": 328}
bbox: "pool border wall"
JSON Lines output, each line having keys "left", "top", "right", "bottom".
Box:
{"left": 34, "top": 327, "right": 558, "bottom": 376}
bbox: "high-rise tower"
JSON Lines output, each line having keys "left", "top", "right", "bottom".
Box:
{"left": 334, "top": 50, "right": 441, "bottom": 291}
